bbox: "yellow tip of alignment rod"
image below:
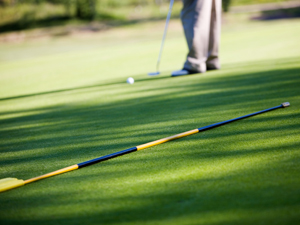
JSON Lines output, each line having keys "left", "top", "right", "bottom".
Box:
{"left": 0, "top": 103, "right": 290, "bottom": 193}
{"left": 0, "top": 178, "right": 25, "bottom": 192}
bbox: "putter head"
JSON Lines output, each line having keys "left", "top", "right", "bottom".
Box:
{"left": 281, "top": 102, "right": 290, "bottom": 108}
{"left": 0, "top": 178, "right": 24, "bottom": 193}
{"left": 148, "top": 72, "right": 160, "bottom": 76}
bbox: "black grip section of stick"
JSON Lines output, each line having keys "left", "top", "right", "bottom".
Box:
{"left": 78, "top": 147, "right": 137, "bottom": 168}
{"left": 198, "top": 104, "right": 284, "bottom": 132}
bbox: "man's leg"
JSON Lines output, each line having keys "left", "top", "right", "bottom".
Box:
{"left": 206, "top": 0, "right": 222, "bottom": 70}
{"left": 181, "top": 0, "right": 213, "bottom": 73}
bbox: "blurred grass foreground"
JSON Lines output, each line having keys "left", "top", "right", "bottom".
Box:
{"left": 1, "top": 0, "right": 300, "bottom": 33}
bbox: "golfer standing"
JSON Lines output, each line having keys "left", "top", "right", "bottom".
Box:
{"left": 172, "top": 0, "right": 222, "bottom": 76}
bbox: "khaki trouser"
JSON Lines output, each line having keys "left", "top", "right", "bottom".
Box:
{"left": 181, "top": 0, "right": 221, "bottom": 72}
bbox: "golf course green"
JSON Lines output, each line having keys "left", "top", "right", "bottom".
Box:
{"left": 0, "top": 12, "right": 299, "bottom": 224}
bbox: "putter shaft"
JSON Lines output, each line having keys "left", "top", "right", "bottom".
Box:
{"left": 149, "top": 0, "right": 174, "bottom": 75}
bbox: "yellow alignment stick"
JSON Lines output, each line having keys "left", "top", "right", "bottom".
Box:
{"left": 0, "top": 102, "right": 290, "bottom": 193}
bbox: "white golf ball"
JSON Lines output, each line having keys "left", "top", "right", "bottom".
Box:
{"left": 127, "top": 77, "right": 134, "bottom": 84}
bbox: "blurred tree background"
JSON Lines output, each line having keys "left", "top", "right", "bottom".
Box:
{"left": 0, "top": 0, "right": 297, "bottom": 33}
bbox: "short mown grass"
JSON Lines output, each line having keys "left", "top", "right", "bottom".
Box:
{"left": 0, "top": 13, "right": 299, "bottom": 225}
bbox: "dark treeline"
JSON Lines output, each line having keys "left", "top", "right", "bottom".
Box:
{"left": 1, "top": 0, "right": 99, "bottom": 20}
{"left": 0, "top": 0, "right": 233, "bottom": 33}
{"left": 0, "top": 0, "right": 232, "bottom": 20}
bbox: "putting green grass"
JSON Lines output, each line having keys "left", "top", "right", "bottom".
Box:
{"left": 0, "top": 15, "right": 300, "bottom": 224}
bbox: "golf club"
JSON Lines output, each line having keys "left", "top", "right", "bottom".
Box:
{"left": 0, "top": 102, "right": 290, "bottom": 193}
{"left": 148, "top": 0, "right": 174, "bottom": 76}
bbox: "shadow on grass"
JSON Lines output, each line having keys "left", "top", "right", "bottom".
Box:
{"left": 0, "top": 58, "right": 299, "bottom": 157}
{"left": 0, "top": 16, "right": 72, "bottom": 33}
{"left": 0, "top": 57, "right": 299, "bottom": 224}
{"left": 253, "top": 6, "right": 300, "bottom": 20}
{"left": 0, "top": 13, "right": 180, "bottom": 34}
